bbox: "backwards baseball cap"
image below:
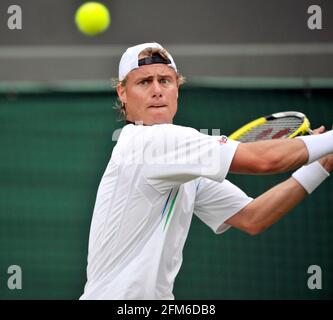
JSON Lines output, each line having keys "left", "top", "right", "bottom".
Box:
{"left": 118, "top": 42, "right": 177, "bottom": 81}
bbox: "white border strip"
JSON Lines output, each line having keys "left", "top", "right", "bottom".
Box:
{"left": 0, "top": 43, "right": 332, "bottom": 58}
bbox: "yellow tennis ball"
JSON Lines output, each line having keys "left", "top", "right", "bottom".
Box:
{"left": 75, "top": 2, "right": 110, "bottom": 36}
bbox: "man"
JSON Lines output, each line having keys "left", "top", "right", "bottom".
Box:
{"left": 80, "top": 42, "right": 333, "bottom": 300}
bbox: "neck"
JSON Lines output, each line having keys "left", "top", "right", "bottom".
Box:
{"left": 125, "top": 119, "right": 173, "bottom": 126}
{"left": 126, "top": 120, "right": 148, "bottom": 126}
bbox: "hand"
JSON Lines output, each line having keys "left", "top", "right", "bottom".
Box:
{"left": 312, "top": 125, "right": 325, "bottom": 135}
{"left": 313, "top": 125, "right": 333, "bottom": 172}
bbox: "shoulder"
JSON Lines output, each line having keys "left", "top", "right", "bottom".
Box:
{"left": 151, "top": 124, "right": 202, "bottom": 139}
{"left": 120, "top": 123, "right": 199, "bottom": 134}
{"left": 117, "top": 124, "right": 211, "bottom": 158}
{"left": 152, "top": 123, "right": 199, "bottom": 134}
{"left": 121, "top": 123, "right": 201, "bottom": 141}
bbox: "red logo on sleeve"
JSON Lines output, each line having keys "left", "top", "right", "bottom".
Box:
{"left": 217, "top": 136, "right": 228, "bottom": 145}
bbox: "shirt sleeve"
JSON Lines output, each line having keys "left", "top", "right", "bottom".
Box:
{"left": 194, "top": 178, "right": 253, "bottom": 234}
{"left": 142, "top": 124, "right": 240, "bottom": 193}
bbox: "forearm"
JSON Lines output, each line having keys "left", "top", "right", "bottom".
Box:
{"left": 230, "top": 139, "right": 308, "bottom": 174}
{"left": 229, "top": 178, "right": 307, "bottom": 235}
{"left": 230, "top": 130, "right": 333, "bottom": 174}
{"left": 226, "top": 160, "right": 331, "bottom": 235}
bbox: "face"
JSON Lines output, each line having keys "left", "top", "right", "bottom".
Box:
{"left": 117, "top": 64, "right": 179, "bottom": 125}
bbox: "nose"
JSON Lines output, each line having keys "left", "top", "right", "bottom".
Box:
{"left": 151, "top": 79, "right": 163, "bottom": 98}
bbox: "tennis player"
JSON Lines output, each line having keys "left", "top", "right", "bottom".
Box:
{"left": 80, "top": 42, "right": 333, "bottom": 300}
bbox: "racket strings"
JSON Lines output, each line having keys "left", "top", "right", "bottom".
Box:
{"left": 238, "top": 117, "right": 304, "bottom": 142}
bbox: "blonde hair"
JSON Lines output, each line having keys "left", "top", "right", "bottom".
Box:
{"left": 112, "top": 47, "right": 185, "bottom": 121}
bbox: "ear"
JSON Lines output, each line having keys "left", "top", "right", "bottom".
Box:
{"left": 116, "top": 83, "right": 127, "bottom": 104}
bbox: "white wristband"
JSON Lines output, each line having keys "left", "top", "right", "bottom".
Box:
{"left": 292, "top": 161, "right": 330, "bottom": 194}
{"left": 297, "top": 130, "right": 333, "bottom": 164}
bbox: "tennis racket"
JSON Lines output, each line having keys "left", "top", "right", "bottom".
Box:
{"left": 229, "top": 111, "right": 312, "bottom": 142}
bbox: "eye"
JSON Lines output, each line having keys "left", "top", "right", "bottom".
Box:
{"left": 138, "top": 79, "right": 150, "bottom": 85}
{"left": 160, "top": 78, "right": 170, "bottom": 84}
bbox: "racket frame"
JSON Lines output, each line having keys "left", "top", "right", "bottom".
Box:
{"left": 229, "top": 111, "right": 311, "bottom": 141}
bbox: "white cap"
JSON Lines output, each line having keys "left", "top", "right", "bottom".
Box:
{"left": 118, "top": 42, "right": 177, "bottom": 81}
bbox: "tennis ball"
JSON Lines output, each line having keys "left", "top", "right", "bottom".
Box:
{"left": 75, "top": 2, "right": 110, "bottom": 36}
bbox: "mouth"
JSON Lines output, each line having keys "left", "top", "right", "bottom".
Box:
{"left": 148, "top": 104, "right": 167, "bottom": 108}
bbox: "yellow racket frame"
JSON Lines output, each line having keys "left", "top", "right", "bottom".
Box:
{"left": 229, "top": 112, "right": 311, "bottom": 141}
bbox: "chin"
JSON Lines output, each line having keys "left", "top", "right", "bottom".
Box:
{"left": 147, "top": 110, "right": 174, "bottom": 125}
{"left": 147, "top": 117, "right": 171, "bottom": 125}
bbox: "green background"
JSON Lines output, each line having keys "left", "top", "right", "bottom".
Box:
{"left": 0, "top": 84, "right": 332, "bottom": 299}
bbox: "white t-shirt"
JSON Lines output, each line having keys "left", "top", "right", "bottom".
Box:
{"left": 80, "top": 124, "right": 253, "bottom": 300}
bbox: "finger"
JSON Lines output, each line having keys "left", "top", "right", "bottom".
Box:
{"left": 312, "top": 125, "right": 325, "bottom": 135}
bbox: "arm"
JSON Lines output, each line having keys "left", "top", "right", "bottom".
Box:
{"left": 225, "top": 155, "right": 333, "bottom": 235}
{"left": 230, "top": 139, "right": 308, "bottom": 174}
{"left": 225, "top": 176, "right": 306, "bottom": 235}
{"left": 229, "top": 126, "right": 333, "bottom": 174}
